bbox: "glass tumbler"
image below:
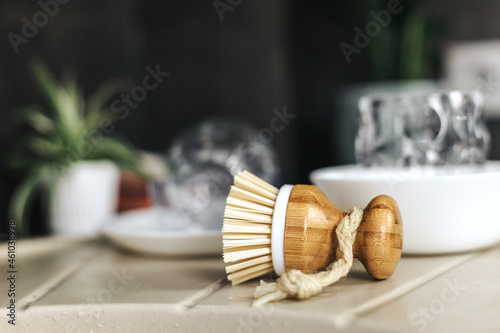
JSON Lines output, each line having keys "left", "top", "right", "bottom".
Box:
{"left": 355, "top": 91, "right": 490, "bottom": 167}
{"left": 165, "top": 119, "right": 280, "bottom": 230}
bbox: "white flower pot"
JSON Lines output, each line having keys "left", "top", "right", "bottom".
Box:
{"left": 50, "top": 161, "right": 120, "bottom": 235}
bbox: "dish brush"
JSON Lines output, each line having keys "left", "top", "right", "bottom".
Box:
{"left": 222, "top": 170, "right": 403, "bottom": 297}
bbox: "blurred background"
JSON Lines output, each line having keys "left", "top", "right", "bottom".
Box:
{"left": 2, "top": 0, "right": 500, "bottom": 237}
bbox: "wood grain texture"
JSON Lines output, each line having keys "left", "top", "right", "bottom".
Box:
{"left": 283, "top": 186, "right": 403, "bottom": 279}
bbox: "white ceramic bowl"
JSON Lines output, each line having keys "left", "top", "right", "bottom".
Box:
{"left": 310, "top": 162, "right": 500, "bottom": 254}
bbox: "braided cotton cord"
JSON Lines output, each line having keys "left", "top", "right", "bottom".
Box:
{"left": 253, "top": 206, "right": 364, "bottom": 307}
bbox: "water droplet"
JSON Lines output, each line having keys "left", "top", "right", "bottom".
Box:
{"left": 62, "top": 310, "right": 67, "bottom": 316}
{"left": 94, "top": 312, "right": 101, "bottom": 320}
{"left": 96, "top": 323, "right": 104, "bottom": 328}
{"left": 52, "top": 316, "right": 60, "bottom": 322}
{"left": 77, "top": 310, "right": 84, "bottom": 318}
{"left": 64, "top": 323, "right": 78, "bottom": 333}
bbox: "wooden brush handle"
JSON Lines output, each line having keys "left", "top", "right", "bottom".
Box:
{"left": 283, "top": 185, "right": 403, "bottom": 279}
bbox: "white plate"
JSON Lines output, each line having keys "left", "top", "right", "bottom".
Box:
{"left": 101, "top": 208, "right": 222, "bottom": 256}
{"left": 310, "top": 162, "right": 500, "bottom": 254}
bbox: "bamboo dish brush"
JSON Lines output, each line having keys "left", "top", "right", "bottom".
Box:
{"left": 222, "top": 171, "right": 403, "bottom": 305}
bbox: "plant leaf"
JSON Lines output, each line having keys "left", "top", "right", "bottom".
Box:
{"left": 30, "top": 59, "right": 60, "bottom": 113}
{"left": 89, "top": 137, "right": 138, "bottom": 170}
{"left": 3, "top": 153, "right": 44, "bottom": 173}
{"left": 27, "top": 136, "right": 66, "bottom": 160}
{"left": 400, "top": 2, "right": 428, "bottom": 79}
{"left": 30, "top": 59, "right": 82, "bottom": 144}
{"left": 8, "top": 166, "right": 48, "bottom": 237}
{"left": 61, "top": 67, "right": 87, "bottom": 120}
{"left": 17, "top": 105, "right": 55, "bottom": 135}
{"left": 87, "top": 77, "right": 132, "bottom": 119}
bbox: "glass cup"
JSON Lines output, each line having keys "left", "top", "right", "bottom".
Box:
{"left": 355, "top": 91, "right": 491, "bottom": 167}
{"left": 162, "top": 119, "right": 280, "bottom": 230}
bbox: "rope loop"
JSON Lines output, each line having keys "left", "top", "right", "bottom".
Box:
{"left": 253, "top": 206, "right": 364, "bottom": 307}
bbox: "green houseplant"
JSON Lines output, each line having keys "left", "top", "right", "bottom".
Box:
{"left": 333, "top": 0, "right": 444, "bottom": 81}
{"left": 9, "top": 59, "right": 139, "bottom": 236}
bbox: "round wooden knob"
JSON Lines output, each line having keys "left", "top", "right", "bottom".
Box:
{"left": 283, "top": 185, "right": 403, "bottom": 279}
{"left": 354, "top": 195, "right": 403, "bottom": 279}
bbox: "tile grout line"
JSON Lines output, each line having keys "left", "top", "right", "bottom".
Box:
{"left": 177, "top": 277, "right": 229, "bottom": 309}
{"left": 331, "top": 252, "right": 478, "bottom": 328}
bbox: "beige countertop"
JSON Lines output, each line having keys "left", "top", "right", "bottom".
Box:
{"left": 1, "top": 236, "right": 499, "bottom": 332}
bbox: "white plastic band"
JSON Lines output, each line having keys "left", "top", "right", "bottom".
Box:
{"left": 271, "top": 184, "right": 294, "bottom": 276}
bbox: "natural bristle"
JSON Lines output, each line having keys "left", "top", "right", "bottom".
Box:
{"left": 222, "top": 171, "right": 278, "bottom": 285}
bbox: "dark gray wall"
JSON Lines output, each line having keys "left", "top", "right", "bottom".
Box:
{"left": 2, "top": 0, "right": 500, "bottom": 236}
{"left": 0, "top": 0, "right": 296, "bottom": 235}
